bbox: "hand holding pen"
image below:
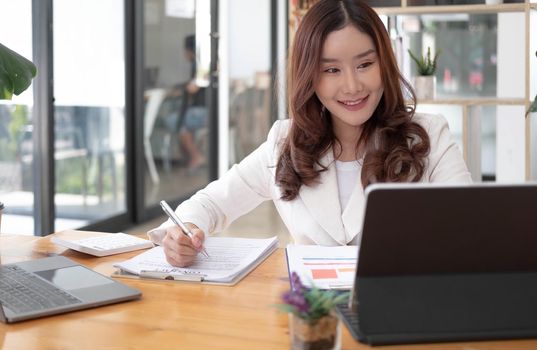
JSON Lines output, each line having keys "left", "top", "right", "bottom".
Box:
{"left": 160, "top": 200, "right": 209, "bottom": 267}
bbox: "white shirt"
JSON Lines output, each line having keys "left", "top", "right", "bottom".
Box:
{"left": 335, "top": 160, "right": 362, "bottom": 211}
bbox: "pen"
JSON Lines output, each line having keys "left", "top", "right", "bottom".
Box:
{"left": 140, "top": 270, "right": 205, "bottom": 282}
{"left": 159, "top": 200, "right": 210, "bottom": 258}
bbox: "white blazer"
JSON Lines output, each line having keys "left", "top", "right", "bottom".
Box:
{"left": 151, "top": 113, "right": 472, "bottom": 246}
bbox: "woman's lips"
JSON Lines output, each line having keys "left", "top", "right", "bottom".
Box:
{"left": 338, "top": 95, "right": 369, "bottom": 111}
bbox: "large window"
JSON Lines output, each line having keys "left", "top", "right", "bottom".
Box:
{"left": 0, "top": 0, "right": 34, "bottom": 235}
{"left": 0, "top": 0, "right": 217, "bottom": 235}
{"left": 226, "top": 0, "right": 273, "bottom": 167}
{"left": 1, "top": 0, "right": 277, "bottom": 235}
{"left": 53, "top": 0, "right": 127, "bottom": 230}
{"left": 141, "top": 0, "right": 213, "bottom": 211}
{"left": 0, "top": 0, "right": 128, "bottom": 235}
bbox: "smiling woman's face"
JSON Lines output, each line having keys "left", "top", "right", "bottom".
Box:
{"left": 314, "top": 24, "right": 384, "bottom": 139}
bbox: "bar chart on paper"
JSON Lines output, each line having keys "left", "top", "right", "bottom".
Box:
{"left": 286, "top": 245, "right": 358, "bottom": 290}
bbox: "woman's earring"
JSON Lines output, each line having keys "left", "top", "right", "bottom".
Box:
{"left": 321, "top": 105, "right": 327, "bottom": 117}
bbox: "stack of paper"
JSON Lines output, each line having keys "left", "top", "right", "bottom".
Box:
{"left": 286, "top": 245, "right": 358, "bottom": 290}
{"left": 113, "top": 236, "right": 278, "bottom": 285}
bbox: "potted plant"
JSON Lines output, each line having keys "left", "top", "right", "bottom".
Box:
{"left": 408, "top": 46, "right": 441, "bottom": 100}
{"left": 277, "top": 272, "right": 349, "bottom": 350}
{"left": 0, "top": 43, "right": 37, "bottom": 100}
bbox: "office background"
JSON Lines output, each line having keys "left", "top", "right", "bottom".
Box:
{"left": 0, "top": 0, "right": 535, "bottom": 237}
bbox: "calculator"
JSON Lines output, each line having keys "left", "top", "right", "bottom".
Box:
{"left": 51, "top": 232, "right": 154, "bottom": 257}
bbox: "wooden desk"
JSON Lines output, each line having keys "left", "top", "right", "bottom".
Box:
{"left": 1, "top": 234, "right": 537, "bottom": 350}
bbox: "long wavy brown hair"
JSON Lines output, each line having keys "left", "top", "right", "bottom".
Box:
{"left": 276, "top": 0, "right": 430, "bottom": 201}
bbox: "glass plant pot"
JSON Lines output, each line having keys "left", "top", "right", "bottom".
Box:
{"left": 289, "top": 313, "right": 341, "bottom": 350}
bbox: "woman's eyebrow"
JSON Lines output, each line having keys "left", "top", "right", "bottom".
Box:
{"left": 320, "top": 48, "right": 376, "bottom": 63}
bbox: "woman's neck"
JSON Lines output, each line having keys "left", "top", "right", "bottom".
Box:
{"left": 333, "top": 125, "right": 363, "bottom": 162}
{"left": 333, "top": 135, "right": 365, "bottom": 161}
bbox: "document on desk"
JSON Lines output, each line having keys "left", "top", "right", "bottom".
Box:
{"left": 286, "top": 244, "right": 358, "bottom": 290}
{"left": 113, "top": 236, "right": 278, "bottom": 285}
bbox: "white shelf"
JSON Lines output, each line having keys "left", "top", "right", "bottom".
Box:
{"left": 376, "top": 4, "right": 526, "bottom": 15}
{"left": 416, "top": 98, "right": 527, "bottom": 105}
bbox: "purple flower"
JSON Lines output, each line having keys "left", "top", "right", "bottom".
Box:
{"left": 282, "top": 273, "right": 310, "bottom": 314}
{"left": 282, "top": 290, "right": 310, "bottom": 314}
{"left": 278, "top": 271, "right": 350, "bottom": 322}
{"left": 290, "top": 271, "right": 305, "bottom": 292}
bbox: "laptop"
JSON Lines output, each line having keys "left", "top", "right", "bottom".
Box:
{"left": 0, "top": 256, "right": 141, "bottom": 323}
{"left": 336, "top": 182, "right": 537, "bottom": 345}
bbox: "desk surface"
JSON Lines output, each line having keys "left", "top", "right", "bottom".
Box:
{"left": 2, "top": 234, "right": 537, "bottom": 350}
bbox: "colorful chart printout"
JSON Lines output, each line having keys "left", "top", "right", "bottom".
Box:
{"left": 286, "top": 245, "right": 358, "bottom": 290}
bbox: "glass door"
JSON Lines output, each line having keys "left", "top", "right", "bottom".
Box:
{"left": 226, "top": 0, "right": 274, "bottom": 168}
{"left": 140, "top": 0, "right": 215, "bottom": 218}
{"left": 53, "top": 0, "right": 127, "bottom": 230}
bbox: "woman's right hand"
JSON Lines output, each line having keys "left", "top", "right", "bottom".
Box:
{"left": 161, "top": 223, "right": 206, "bottom": 267}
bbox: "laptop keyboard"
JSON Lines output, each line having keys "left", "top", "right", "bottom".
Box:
{"left": 0, "top": 265, "right": 82, "bottom": 314}
{"left": 336, "top": 302, "right": 361, "bottom": 340}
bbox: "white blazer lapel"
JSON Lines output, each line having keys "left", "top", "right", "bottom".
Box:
{"left": 298, "top": 150, "right": 347, "bottom": 245}
{"left": 341, "top": 181, "right": 366, "bottom": 244}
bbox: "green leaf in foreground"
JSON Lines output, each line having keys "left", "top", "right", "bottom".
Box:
{"left": 0, "top": 43, "right": 37, "bottom": 100}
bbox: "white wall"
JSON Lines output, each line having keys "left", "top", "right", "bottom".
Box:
{"left": 496, "top": 12, "right": 525, "bottom": 182}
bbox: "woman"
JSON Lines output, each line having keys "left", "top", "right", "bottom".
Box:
{"left": 150, "top": 0, "right": 472, "bottom": 267}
